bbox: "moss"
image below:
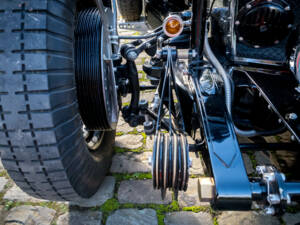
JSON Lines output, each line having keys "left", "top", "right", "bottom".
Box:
{"left": 116, "top": 132, "right": 124, "bottom": 136}
{"left": 128, "top": 129, "right": 139, "bottom": 135}
{"left": 113, "top": 173, "right": 152, "bottom": 182}
{"left": 141, "top": 57, "right": 147, "bottom": 66}
{"left": 169, "top": 200, "right": 180, "bottom": 211}
{"left": 101, "top": 198, "right": 120, "bottom": 214}
{"left": 0, "top": 170, "right": 9, "bottom": 178}
{"left": 157, "top": 213, "right": 165, "bottom": 225}
{"left": 248, "top": 152, "right": 257, "bottom": 169}
{"left": 182, "top": 206, "right": 211, "bottom": 213}
{"left": 114, "top": 146, "right": 142, "bottom": 153}
{"left": 213, "top": 217, "right": 219, "bottom": 225}
{"left": 189, "top": 174, "right": 205, "bottom": 179}
{"left": 100, "top": 198, "right": 120, "bottom": 224}
{"left": 121, "top": 203, "right": 135, "bottom": 208}
{"left": 133, "top": 31, "right": 141, "bottom": 36}
{"left": 141, "top": 132, "right": 147, "bottom": 145}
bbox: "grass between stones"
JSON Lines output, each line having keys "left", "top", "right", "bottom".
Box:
{"left": 99, "top": 196, "right": 215, "bottom": 225}
{"left": 99, "top": 172, "right": 216, "bottom": 225}
{"left": 112, "top": 172, "right": 152, "bottom": 182}
{"left": 116, "top": 131, "right": 124, "bottom": 136}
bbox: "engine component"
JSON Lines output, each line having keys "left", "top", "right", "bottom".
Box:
{"left": 75, "top": 8, "right": 118, "bottom": 130}
{"left": 290, "top": 46, "right": 300, "bottom": 90}
{"left": 152, "top": 132, "right": 189, "bottom": 197}
{"left": 235, "top": 0, "right": 294, "bottom": 48}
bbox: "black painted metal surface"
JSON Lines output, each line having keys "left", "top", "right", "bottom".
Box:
{"left": 192, "top": 74, "right": 253, "bottom": 209}
{"left": 234, "top": 68, "right": 300, "bottom": 142}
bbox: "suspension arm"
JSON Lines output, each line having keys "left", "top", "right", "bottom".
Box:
{"left": 192, "top": 74, "right": 253, "bottom": 209}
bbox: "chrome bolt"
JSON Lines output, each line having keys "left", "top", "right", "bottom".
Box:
{"left": 239, "top": 37, "right": 244, "bottom": 41}
{"left": 291, "top": 135, "right": 296, "bottom": 141}
{"left": 127, "top": 51, "right": 138, "bottom": 61}
{"left": 278, "top": 119, "right": 282, "bottom": 123}
{"left": 286, "top": 113, "right": 298, "bottom": 121}
{"left": 88, "top": 142, "right": 94, "bottom": 148}
{"left": 92, "top": 136, "right": 98, "bottom": 143}
{"left": 235, "top": 20, "right": 240, "bottom": 25}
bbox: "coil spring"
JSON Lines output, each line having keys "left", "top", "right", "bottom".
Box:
{"left": 152, "top": 132, "right": 189, "bottom": 197}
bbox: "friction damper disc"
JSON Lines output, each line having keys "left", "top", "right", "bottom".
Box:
{"left": 75, "top": 8, "right": 119, "bottom": 130}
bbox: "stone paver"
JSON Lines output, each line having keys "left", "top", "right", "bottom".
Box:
{"left": 165, "top": 211, "right": 213, "bottom": 225}
{"left": 4, "top": 205, "right": 55, "bottom": 225}
{"left": 70, "top": 176, "right": 115, "bottom": 207}
{"left": 217, "top": 211, "right": 281, "bottom": 225}
{"left": 0, "top": 177, "right": 8, "bottom": 192}
{"left": 57, "top": 210, "right": 102, "bottom": 225}
{"left": 242, "top": 153, "right": 255, "bottom": 174}
{"left": 106, "top": 208, "right": 158, "bottom": 225}
{"left": 122, "top": 91, "right": 154, "bottom": 105}
{"left": 178, "top": 178, "right": 209, "bottom": 207}
{"left": 254, "top": 151, "right": 273, "bottom": 165}
{"left": 189, "top": 152, "right": 205, "bottom": 175}
{"left": 0, "top": 160, "right": 4, "bottom": 172}
{"left": 145, "top": 136, "right": 154, "bottom": 150}
{"left": 4, "top": 184, "right": 48, "bottom": 203}
{"left": 115, "top": 134, "right": 144, "bottom": 150}
{"left": 140, "top": 91, "right": 154, "bottom": 103}
{"left": 122, "top": 94, "right": 132, "bottom": 104}
{"left": 140, "top": 80, "right": 152, "bottom": 86}
{"left": 118, "top": 180, "right": 172, "bottom": 204}
{"left": 117, "top": 115, "right": 135, "bottom": 133}
{"left": 110, "top": 152, "right": 152, "bottom": 173}
{"left": 282, "top": 212, "right": 300, "bottom": 225}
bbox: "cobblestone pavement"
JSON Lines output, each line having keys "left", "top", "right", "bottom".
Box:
{"left": 0, "top": 29, "right": 300, "bottom": 225}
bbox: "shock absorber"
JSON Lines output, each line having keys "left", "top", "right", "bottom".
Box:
{"left": 152, "top": 48, "right": 190, "bottom": 199}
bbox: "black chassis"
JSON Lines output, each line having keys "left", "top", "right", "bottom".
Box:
{"left": 113, "top": 0, "right": 300, "bottom": 214}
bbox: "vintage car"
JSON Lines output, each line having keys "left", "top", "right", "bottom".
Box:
{"left": 0, "top": 0, "right": 299, "bottom": 214}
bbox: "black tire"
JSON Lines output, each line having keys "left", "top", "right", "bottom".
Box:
{"left": 117, "top": 0, "right": 142, "bottom": 21}
{"left": 0, "top": 0, "right": 115, "bottom": 201}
